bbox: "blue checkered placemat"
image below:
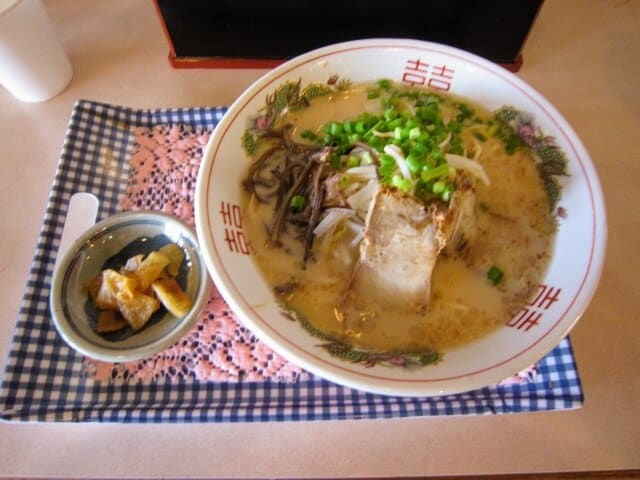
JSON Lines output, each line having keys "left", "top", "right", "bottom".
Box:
{"left": 0, "top": 100, "right": 583, "bottom": 422}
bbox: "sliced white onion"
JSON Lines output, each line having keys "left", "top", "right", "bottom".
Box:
{"left": 347, "top": 215, "right": 365, "bottom": 226}
{"left": 383, "top": 144, "right": 411, "bottom": 179}
{"left": 438, "top": 132, "right": 452, "bottom": 149}
{"left": 342, "top": 180, "right": 365, "bottom": 197}
{"left": 401, "top": 99, "right": 416, "bottom": 116}
{"left": 347, "top": 179, "right": 378, "bottom": 211}
{"left": 345, "top": 147, "right": 374, "bottom": 166}
{"left": 345, "top": 165, "right": 378, "bottom": 180}
{"left": 350, "top": 228, "right": 365, "bottom": 247}
{"left": 471, "top": 139, "right": 483, "bottom": 162}
{"left": 334, "top": 243, "right": 354, "bottom": 265}
{"left": 345, "top": 218, "right": 365, "bottom": 232}
{"left": 350, "top": 146, "right": 367, "bottom": 154}
{"left": 445, "top": 153, "right": 491, "bottom": 186}
{"left": 313, "top": 208, "right": 355, "bottom": 237}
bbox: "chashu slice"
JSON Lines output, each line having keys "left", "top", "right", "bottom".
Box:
{"left": 342, "top": 185, "right": 447, "bottom": 317}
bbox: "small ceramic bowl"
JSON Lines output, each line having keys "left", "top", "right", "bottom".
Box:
{"left": 50, "top": 210, "right": 211, "bottom": 362}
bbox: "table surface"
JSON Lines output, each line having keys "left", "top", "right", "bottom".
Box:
{"left": 0, "top": 0, "right": 638, "bottom": 478}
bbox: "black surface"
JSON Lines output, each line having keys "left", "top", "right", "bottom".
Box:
{"left": 156, "top": 0, "right": 543, "bottom": 64}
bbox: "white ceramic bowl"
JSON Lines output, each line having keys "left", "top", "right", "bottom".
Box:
{"left": 50, "top": 210, "right": 211, "bottom": 362}
{"left": 194, "top": 38, "right": 607, "bottom": 396}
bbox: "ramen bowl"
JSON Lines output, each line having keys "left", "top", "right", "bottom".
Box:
{"left": 50, "top": 210, "right": 211, "bottom": 362}
{"left": 194, "top": 38, "right": 606, "bottom": 397}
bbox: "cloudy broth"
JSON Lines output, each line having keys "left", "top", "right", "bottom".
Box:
{"left": 242, "top": 83, "right": 555, "bottom": 353}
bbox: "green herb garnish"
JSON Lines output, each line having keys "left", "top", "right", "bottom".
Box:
{"left": 487, "top": 265, "right": 504, "bottom": 285}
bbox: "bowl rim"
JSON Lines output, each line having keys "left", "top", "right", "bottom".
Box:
{"left": 195, "top": 38, "right": 608, "bottom": 396}
{"left": 50, "top": 210, "right": 211, "bottom": 362}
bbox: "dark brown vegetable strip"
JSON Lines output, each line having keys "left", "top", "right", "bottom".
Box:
{"left": 303, "top": 161, "right": 327, "bottom": 265}
{"left": 269, "top": 154, "right": 318, "bottom": 246}
{"left": 242, "top": 143, "right": 284, "bottom": 202}
{"left": 274, "top": 157, "right": 307, "bottom": 213}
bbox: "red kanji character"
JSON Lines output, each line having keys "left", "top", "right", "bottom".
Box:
{"left": 223, "top": 228, "right": 250, "bottom": 255}
{"left": 537, "top": 286, "right": 562, "bottom": 310}
{"left": 427, "top": 64, "right": 455, "bottom": 91}
{"left": 402, "top": 58, "right": 429, "bottom": 86}
{"left": 528, "top": 285, "right": 562, "bottom": 310}
{"left": 507, "top": 308, "right": 543, "bottom": 332}
{"left": 219, "top": 201, "right": 233, "bottom": 226}
{"left": 223, "top": 228, "right": 239, "bottom": 253}
{"left": 506, "top": 309, "right": 524, "bottom": 328}
{"left": 231, "top": 204, "right": 243, "bottom": 228}
{"left": 402, "top": 72, "right": 426, "bottom": 87}
{"left": 235, "top": 230, "right": 250, "bottom": 255}
{"left": 517, "top": 310, "right": 543, "bottom": 331}
{"left": 405, "top": 58, "right": 430, "bottom": 73}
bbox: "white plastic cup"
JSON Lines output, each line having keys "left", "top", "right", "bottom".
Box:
{"left": 0, "top": 0, "right": 72, "bottom": 102}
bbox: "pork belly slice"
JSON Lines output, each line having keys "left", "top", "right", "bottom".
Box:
{"left": 343, "top": 186, "right": 447, "bottom": 315}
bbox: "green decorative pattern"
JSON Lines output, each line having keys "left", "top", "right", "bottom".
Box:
{"left": 243, "top": 75, "right": 352, "bottom": 156}
{"left": 492, "top": 106, "right": 569, "bottom": 210}
{"left": 283, "top": 307, "right": 442, "bottom": 369}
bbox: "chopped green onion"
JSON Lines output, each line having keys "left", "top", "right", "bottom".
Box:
{"left": 447, "top": 120, "right": 462, "bottom": 133}
{"left": 329, "top": 152, "right": 341, "bottom": 169}
{"left": 307, "top": 82, "right": 477, "bottom": 203}
{"left": 432, "top": 181, "right": 446, "bottom": 194}
{"left": 377, "top": 79, "right": 392, "bottom": 90}
{"left": 289, "top": 195, "right": 306, "bottom": 212}
{"left": 456, "top": 102, "right": 474, "bottom": 122}
{"left": 348, "top": 133, "right": 361, "bottom": 144}
{"left": 384, "top": 108, "right": 398, "bottom": 121}
{"left": 440, "top": 184, "right": 454, "bottom": 202}
{"left": 329, "top": 122, "right": 342, "bottom": 136}
{"left": 405, "top": 119, "right": 419, "bottom": 129}
{"left": 379, "top": 153, "right": 395, "bottom": 167}
{"left": 406, "top": 154, "right": 422, "bottom": 173}
{"left": 411, "top": 142, "right": 428, "bottom": 157}
{"left": 360, "top": 151, "right": 374, "bottom": 165}
{"left": 487, "top": 265, "right": 504, "bottom": 285}
{"left": 391, "top": 175, "right": 412, "bottom": 192}
{"left": 420, "top": 163, "right": 450, "bottom": 183}
{"left": 339, "top": 174, "right": 352, "bottom": 188}
{"left": 346, "top": 155, "right": 360, "bottom": 168}
{"left": 300, "top": 129, "right": 318, "bottom": 141}
{"left": 474, "top": 131, "right": 487, "bottom": 142}
{"left": 430, "top": 148, "right": 446, "bottom": 164}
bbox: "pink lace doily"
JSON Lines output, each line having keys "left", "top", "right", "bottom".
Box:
{"left": 83, "top": 124, "right": 309, "bottom": 383}
{"left": 82, "top": 123, "right": 536, "bottom": 386}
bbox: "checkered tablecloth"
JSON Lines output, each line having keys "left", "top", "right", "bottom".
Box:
{"left": 0, "top": 100, "right": 584, "bottom": 422}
